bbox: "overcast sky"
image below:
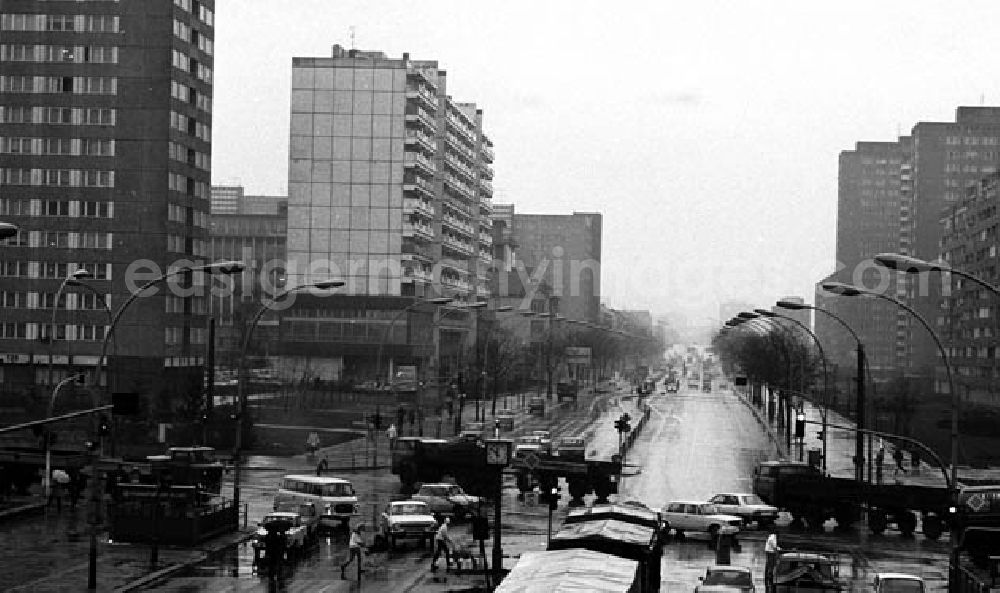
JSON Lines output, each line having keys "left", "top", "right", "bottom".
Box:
{"left": 212, "top": 1, "right": 1000, "bottom": 324}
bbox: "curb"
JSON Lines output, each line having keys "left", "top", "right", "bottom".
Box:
{"left": 115, "top": 529, "right": 256, "bottom": 592}
{"left": 0, "top": 501, "right": 45, "bottom": 522}
{"left": 733, "top": 390, "right": 786, "bottom": 458}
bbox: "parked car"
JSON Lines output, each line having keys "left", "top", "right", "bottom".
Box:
{"left": 553, "top": 436, "right": 587, "bottom": 460}
{"left": 272, "top": 501, "right": 321, "bottom": 542}
{"left": 695, "top": 565, "right": 755, "bottom": 593}
{"left": 707, "top": 492, "right": 779, "bottom": 527}
{"left": 660, "top": 500, "right": 743, "bottom": 539}
{"left": 252, "top": 512, "right": 309, "bottom": 557}
{"left": 411, "top": 483, "right": 482, "bottom": 520}
{"left": 872, "top": 573, "right": 926, "bottom": 593}
{"left": 531, "top": 430, "right": 553, "bottom": 450}
{"left": 379, "top": 500, "right": 438, "bottom": 549}
{"left": 514, "top": 435, "right": 547, "bottom": 456}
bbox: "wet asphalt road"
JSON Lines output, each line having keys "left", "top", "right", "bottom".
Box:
{"left": 133, "top": 384, "right": 951, "bottom": 592}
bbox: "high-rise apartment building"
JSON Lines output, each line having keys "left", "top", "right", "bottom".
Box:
{"left": 276, "top": 46, "right": 495, "bottom": 383}
{"left": 938, "top": 172, "right": 1000, "bottom": 406}
{"left": 285, "top": 45, "right": 494, "bottom": 300}
{"left": 509, "top": 210, "right": 602, "bottom": 323}
{"left": 816, "top": 139, "right": 912, "bottom": 377}
{"left": 0, "top": 0, "right": 215, "bottom": 394}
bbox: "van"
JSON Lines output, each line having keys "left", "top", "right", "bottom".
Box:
{"left": 273, "top": 475, "right": 359, "bottom": 530}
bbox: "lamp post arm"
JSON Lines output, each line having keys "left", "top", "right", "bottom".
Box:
{"left": 801, "top": 304, "right": 863, "bottom": 345}
{"left": 48, "top": 276, "right": 76, "bottom": 387}
{"left": 376, "top": 300, "right": 420, "bottom": 384}
{"left": 948, "top": 267, "right": 1000, "bottom": 299}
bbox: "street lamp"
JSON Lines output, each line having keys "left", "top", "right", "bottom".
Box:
{"left": 43, "top": 372, "right": 86, "bottom": 500}
{"left": 48, "top": 269, "right": 95, "bottom": 387}
{"left": 232, "top": 278, "right": 343, "bottom": 519}
{"left": 875, "top": 252, "right": 1000, "bottom": 297}
{"left": 86, "top": 259, "right": 244, "bottom": 591}
{"left": 820, "top": 280, "right": 959, "bottom": 497}
{"left": 777, "top": 298, "right": 869, "bottom": 485}
{"left": 756, "top": 309, "right": 832, "bottom": 472}
{"left": 375, "top": 296, "right": 453, "bottom": 388}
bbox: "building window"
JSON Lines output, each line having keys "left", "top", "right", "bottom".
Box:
{"left": 165, "top": 327, "right": 182, "bottom": 345}
{"left": 79, "top": 232, "right": 111, "bottom": 249}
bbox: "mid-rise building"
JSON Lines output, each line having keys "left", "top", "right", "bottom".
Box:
{"left": 0, "top": 0, "right": 215, "bottom": 397}
{"left": 509, "top": 210, "right": 602, "bottom": 323}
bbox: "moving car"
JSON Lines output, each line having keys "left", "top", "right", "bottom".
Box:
{"left": 380, "top": 500, "right": 437, "bottom": 549}
{"left": 696, "top": 565, "right": 755, "bottom": 593}
{"left": 272, "top": 501, "right": 321, "bottom": 542}
{"left": 872, "top": 573, "right": 926, "bottom": 593}
{"left": 514, "top": 434, "right": 548, "bottom": 456}
{"left": 660, "top": 500, "right": 743, "bottom": 539}
{"left": 707, "top": 493, "right": 779, "bottom": 527}
{"left": 553, "top": 436, "right": 587, "bottom": 460}
{"left": 273, "top": 475, "right": 359, "bottom": 530}
{"left": 252, "top": 512, "right": 309, "bottom": 557}
{"left": 771, "top": 551, "right": 844, "bottom": 593}
{"left": 411, "top": 482, "right": 482, "bottom": 519}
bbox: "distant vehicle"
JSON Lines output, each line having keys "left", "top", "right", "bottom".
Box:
{"left": 272, "top": 501, "right": 321, "bottom": 542}
{"left": 514, "top": 435, "right": 547, "bottom": 456}
{"left": 253, "top": 512, "right": 309, "bottom": 556}
{"left": 553, "top": 437, "right": 586, "bottom": 460}
{"left": 696, "top": 565, "right": 755, "bottom": 593}
{"left": 556, "top": 380, "right": 579, "bottom": 403}
{"left": 495, "top": 414, "right": 515, "bottom": 432}
{"left": 771, "top": 551, "right": 844, "bottom": 593}
{"left": 411, "top": 482, "right": 482, "bottom": 520}
{"left": 872, "top": 573, "right": 926, "bottom": 593}
{"left": 273, "top": 475, "right": 359, "bottom": 530}
{"left": 532, "top": 430, "right": 553, "bottom": 449}
{"left": 380, "top": 500, "right": 437, "bottom": 549}
{"left": 528, "top": 397, "right": 545, "bottom": 416}
{"left": 707, "top": 493, "right": 778, "bottom": 528}
{"left": 660, "top": 500, "right": 743, "bottom": 539}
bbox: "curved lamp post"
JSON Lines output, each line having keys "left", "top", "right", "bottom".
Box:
{"left": 875, "top": 252, "right": 1000, "bottom": 297}
{"left": 756, "top": 309, "right": 831, "bottom": 471}
{"left": 821, "top": 280, "right": 960, "bottom": 499}
{"left": 375, "top": 296, "right": 453, "bottom": 387}
{"left": 232, "top": 278, "right": 343, "bottom": 518}
{"left": 86, "top": 259, "right": 244, "bottom": 590}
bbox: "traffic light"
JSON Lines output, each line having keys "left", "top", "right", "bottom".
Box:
{"left": 794, "top": 412, "right": 805, "bottom": 439}
{"left": 97, "top": 415, "right": 111, "bottom": 436}
{"left": 816, "top": 430, "right": 824, "bottom": 441}
{"left": 549, "top": 486, "right": 560, "bottom": 511}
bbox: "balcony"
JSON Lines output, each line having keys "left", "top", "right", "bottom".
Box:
{"left": 480, "top": 142, "right": 494, "bottom": 163}
{"left": 441, "top": 276, "right": 473, "bottom": 293}
{"left": 479, "top": 177, "right": 493, "bottom": 196}
{"left": 403, "top": 176, "right": 435, "bottom": 198}
{"left": 480, "top": 164, "right": 494, "bottom": 181}
{"left": 404, "top": 152, "right": 436, "bottom": 176}
{"left": 407, "top": 68, "right": 438, "bottom": 93}
{"left": 479, "top": 250, "right": 493, "bottom": 264}
{"left": 478, "top": 232, "right": 493, "bottom": 246}
{"left": 404, "top": 221, "right": 435, "bottom": 242}
{"left": 445, "top": 153, "right": 477, "bottom": 184}
{"left": 405, "top": 108, "right": 437, "bottom": 132}
{"left": 406, "top": 87, "right": 438, "bottom": 112}
{"left": 443, "top": 174, "right": 475, "bottom": 201}
{"left": 405, "top": 130, "right": 437, "bottom": 154}
{"left": 402, "top": 241, "right": 434, "bottom": 262}
{"left": 478, "top": 196, "right": 493, "bottom": 215}
{"left": 442, "top": 215, "right": 475, "bottom": 237}
{"left": 446, "top": 114, "right": 476, "bottom": 144}
{"left": 402, "top": 266, "right": 432, "bottom": 283}
{"left": 442, "top": 235, "right": 474, "bottom": 256}
{"left": 404, "top": 197, "right": 434, "bottom": 220}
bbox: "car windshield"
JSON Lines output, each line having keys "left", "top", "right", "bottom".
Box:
{"left": 699, "top": 504, "right": 718, "bottom": 514}
{"left": 447, "top": 486, "right": 464, "bottom": 496}
{"left": 321, "top": 483, "right": 354, "bottom": 497}
{"left": 776, "top": 560, "right": 835, "bottom": 579}
{"left": 882, "top": 579, "right": 924, "bottom": 593}
{"left": 705, "top": 570, "right": 752, "bottom": 587}
{"left": 392, "top": 503, "right": 427, "bottom": 515}
{"left": 740, "top": 494, "right": 766, "bottom": 505}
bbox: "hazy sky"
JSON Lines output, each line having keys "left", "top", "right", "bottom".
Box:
{"left": 212, "top": 1, "right": 1000, "bottom": 323}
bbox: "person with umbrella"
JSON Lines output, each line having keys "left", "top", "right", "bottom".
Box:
{"left": 48, "top": 469, "right": 70, "bottom": 513}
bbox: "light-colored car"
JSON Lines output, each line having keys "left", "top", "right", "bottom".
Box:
{"left": 873, "top": 573, "right": 926, "bottom": 593}
{"left": 553, "top": 436, "right": 587, "bottom": 460}
{"left": 411, "top": 483, "right": 482, "bottom": 520}
{"left": 661, "top": 500, "right": 743, "bottom": 538}
{"left": 696, "top": 565, "right": 755, "bottom": 593}
{"left": 708, "top": 493, "right": 779, "bottom": 527}
{"left": 253, "top": 512, "right": 309, "bottom": 554}
{"left": 380, "top": 500, "right": 438, "bottom": 549}
{"left": 514, "top": 435, "right": 547, "bottom": 456}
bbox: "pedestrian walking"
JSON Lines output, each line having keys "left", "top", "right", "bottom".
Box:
{"left": 893, "top": 447, "right": 907, "bottom": 476}
{"left": 48, "top": 469, "right": 69, "bottom": 512}
{"left": 341, "top": 524, "right": 365, "bottom": 579}
{"left": 386, "top": 423, "right": 398, "bottom": 450}
{"left": 764, "top": 525, "right": 780, "bottom": 591}
{"left": 875, "top": 442, "right": 885, "bottom": 484}
{"left": 430, "top": 516, "right": 453, "bottom": 572}
{"left": 315, "top": 457, "right": 328, "bottom": 476}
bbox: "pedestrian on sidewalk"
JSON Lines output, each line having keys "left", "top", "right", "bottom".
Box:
{"left": 893, "top": 447, "right": 907, "bottom": 476}
{"left": 341, "top": 524, "right": 365, "bottom": 579}
{"left": 315, "top": 457, "right": 328, "bottom": 476}
{"left": 48, "top": 469, "right": 69, "bottom": 512}
{"left": 764, "top": 525, "right": 780, "bottom": 590}
{"left": 386, "top": 423, "right": 398, "bottom": 450}
{"left": 430, "top": 516, "right": 453, "bottom": 572}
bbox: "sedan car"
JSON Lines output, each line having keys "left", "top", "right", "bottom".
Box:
{"left": 661, "top": 500, "right": 743, "bottom": 538}
{"left": 696, "top": 566, "right": 755, "bottom": 593}
{"left": 411, "top": 483, "right": 482, "bottom": 520}
{"left": 873, "top": 573, "right": 926, "bottom": 593}
{"left": 380, "top": 500, "right": 437, "bottom": 549}
{"left": 708, "top": 493, "right": 779, "bottom": 527}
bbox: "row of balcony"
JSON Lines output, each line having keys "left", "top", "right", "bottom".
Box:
{"left": 403, "top": 175, "right": 435, "bottom": 198}
{"left": 445, "top": 152, "right": 478, "bottom": 184}
{"left": 479, "top": 177, "right": 493, "bottom": 196}
{"left": 478, "top": 231, "right": 493, "bottom": 246}
{"left": 407, "top": 68, "right": 438, "bottom": 93}
{"left": 403, "top": 197, "right": 434, "bottom": 219}
{"left": 481, "top": 142, "right": 495, "bottom": 163}
{"left": 405, "top": 86, "right": 439, "bottom": 112}
{"left": 443, "top": 213, "right": 475, "bottom": 235}
{"left": 404, "top": 129, "right": 438, "bottom": 154}
{"left": 404, "top": 221, "right": 435, "bottom": 242}
{"left": 446, "top": 113, "right": 477, "bottom": 145}
{"left": 404, "top": 152, "right": 437, "bottom": 176}
{"left": 442, "top": 234, "right": 474, "bottom": 256}
{"left": 441, "top": 276, "right": 473, "bottom": 293}
{"left": 405, "top": 107, "right": 437, "bottom": 133}
{"left": 445, "top": 132, "right": 478, "bottom": 164}
{"left": 479, "top": 196, "right": 493, "bottom": 215}
{"left": 443, "top": 173, "right": 475, "bottom": 201}
{"left": 402, "top": 266, "right": 433, "bottom": 283}
{"left": 481, "top": 163, "right": 494, "bottom": 181}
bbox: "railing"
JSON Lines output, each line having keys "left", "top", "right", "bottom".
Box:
{"left": 481, "top": 143, "right": 495, "bottom": 162}
{"left": 443, "top": 215, "right": 475, "bottom": 235}
{"left": 404, "top": 222, "right": 434, "bottom": 239}
{"left": 404, "top": 152, "right": 437, "bottom": 173}
{"left": 479, "top": 232, "right": 493, "bottom": 245}
{"left": 404, "top": 198, "right": 434, "bottom": 218}
{"left": 443, "top": 174, "right": 475, "bottom": 200}
{"left": 442, "top": 236, "right": 474, "bottom": 255}
{"left": 405, "top": 130, "right": 438, "bottom": 152}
